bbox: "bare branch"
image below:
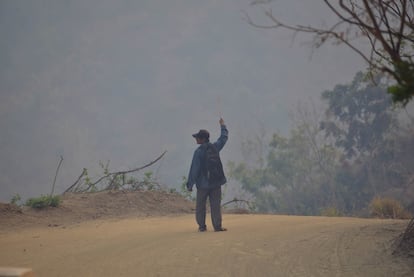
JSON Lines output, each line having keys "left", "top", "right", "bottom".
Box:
{"left": 115, "top": 150, "right": 167, "bottom": 175}
{"left": 50, "top": 155, "right": 63, "bottom": 197}
{"left": 245, "top": 0, "right": 414, "bottom": 103}
{"left": 63, "top": 168, "right": 87, "bottom": 194}
{"left": 363, "top": 0, "right": 399, "bottom": 61}
{"left": 67, "top": 151, "right": 168, "bottom": 193}
{"left": 221, "top": 198, "right": 253, "bottom": 210}
{"left": 396, "top": 0, "right": 408, "bottom": 51}
{"left": 263, "top": 9, "right": 373, "bottom": 64}
{"left": 378, "top": 0, "right": 397, "bottom": 50}
{"left": 324, "top": 0, "right": 371, "bottom": 28}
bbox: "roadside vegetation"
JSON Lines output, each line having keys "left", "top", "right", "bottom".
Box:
{"left": 25, "top": 195, "right": 61, "bottom": 209}
{"left": 10, "top": 150, "right": 195, "bottom": 210}
{"left": 229, "top": 72, "right": 414, "bottom": 219}
{"left": 63, "top": 152, "right": 167, "bottom": 194}
{"left": 244, "top": 0, "right": 414, "bottom": 255}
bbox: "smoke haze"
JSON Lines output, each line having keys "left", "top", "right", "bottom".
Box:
{"left": 0, "top": 1, "right": 365, "bottom": 201}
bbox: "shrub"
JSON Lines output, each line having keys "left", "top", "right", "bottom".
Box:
{"left": 320, "top": 207, "right": 342, "bottom": 217}
{"left": 25, "top": 195, "right": 61, "bottom": 209}
{"left": 10, "top": 193, "right": 21, "bottom": 205}
{"left": 369, "top": 197, "right": 411, "bottom": 219}
{"left": 180, "top": 176, "right": 194, "bottom": 201}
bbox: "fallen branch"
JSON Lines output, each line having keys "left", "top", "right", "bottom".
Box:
{"left": 222, "top": 198, "right": 252, "bottom": 209}
{"left": 65, "top": 151, "right": 167, "bottom": 193}
{"left": 63, "top": 168, "right": 87, "bottom": 194}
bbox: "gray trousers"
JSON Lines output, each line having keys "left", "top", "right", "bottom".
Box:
{"left": 196, "top": 186, "right": 222, "bottom": 230}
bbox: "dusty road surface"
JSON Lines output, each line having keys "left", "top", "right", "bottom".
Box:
{"left": 1, "top": 214, "right": 413, "bottom": 277}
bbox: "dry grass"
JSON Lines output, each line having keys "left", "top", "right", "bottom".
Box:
{"left": 369, "top": 197, "right": 412, "bottom": 219}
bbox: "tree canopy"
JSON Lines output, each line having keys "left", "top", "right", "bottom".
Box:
{"left": 229, "top": 72, "right": 414, "bottom": 215}
{"left": 320, "top": 72, "right": 395, "bottom": 157}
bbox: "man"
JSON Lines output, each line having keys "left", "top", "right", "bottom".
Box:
{"left": 187, "top": 118, "right": 228, "bottom": 232}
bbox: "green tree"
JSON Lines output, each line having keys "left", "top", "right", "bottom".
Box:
{"left": 320, "top": 72, "right": 395, "bottom": 158}
{"left": 230, "top": 72, "right": 413, "bottom": 215}
{"left": 320, "top": 72, "right": 414, "bottom": 213}
{"left": 230, "top": 107, "right": 342, "bottom": 214}
{"left": 246, "top": 1, "right": 414, "bottom": 105}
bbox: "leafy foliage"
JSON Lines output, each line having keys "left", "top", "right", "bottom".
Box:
{"left": 320, "top": 207, "right": 343, "bottom": 217}
{"left": 230, "top": 119, "right": 342, "bottom": 214}
{"left": 10, "top": 193, "right": 21, "bottom": 205}
{"left": 25, "top": 195, "right": 61, "bottom": 209}
{"left": 230, "top": 72, "right": 414, "bottom": 216}
{"left": 180, "top": 176, "right": 194, "bottom": 201}
{"left": 321, "top": 72, "right": 394, "bottom": 158}
{"left": 388, "top": 61, "right": 414, "bottom": 105}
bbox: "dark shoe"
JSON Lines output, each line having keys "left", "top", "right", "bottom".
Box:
{"left": 214, "top": 227, "right": 227, "bottom": 232}
{"left": 198, "top": 226, "right": 207, "bottom": 232}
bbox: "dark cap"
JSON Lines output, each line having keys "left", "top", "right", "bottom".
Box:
{"left": 192, "top": 129, "right": 210, "bottom": 139}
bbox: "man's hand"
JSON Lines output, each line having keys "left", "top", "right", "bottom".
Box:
{"left": 186, "top": 182, "right": 192, "bottom": 192}
{"left": 219, "top": 117, "right": 225, "bottom": 126}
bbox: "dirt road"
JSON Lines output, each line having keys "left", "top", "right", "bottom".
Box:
{"left": 0, "top": 214, "right": 412, "bottom": 276}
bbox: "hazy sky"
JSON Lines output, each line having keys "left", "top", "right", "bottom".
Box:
{"left": 0, "top": 1, "right": 366, "bottom": 201}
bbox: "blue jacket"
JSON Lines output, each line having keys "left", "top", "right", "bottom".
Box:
{"left": 187, "top": 124, "right": 228, "bottom": 190}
